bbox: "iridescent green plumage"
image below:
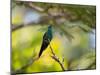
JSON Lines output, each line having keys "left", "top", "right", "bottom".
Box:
{"left": 39, "top": 25, "right": 52, "bottom": 57}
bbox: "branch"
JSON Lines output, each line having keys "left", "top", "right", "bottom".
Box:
{"left": 12, "top": 23, "right": 44, "bottom": 31}
{"left": 86, "top": 58, "right": 96, "bottom": 69}
{"left": 49, "top": 43, "right": 65, "bottom": 71}
{"left": 28, "top": 2, "right": 44, "bottom": 13}
{"left": 11, "top": 49, "right": 39, "bottom": 74}
{"left": 12, "top": 2, "right": 73, "bottom": 31}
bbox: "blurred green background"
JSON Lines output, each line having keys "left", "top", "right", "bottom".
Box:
{"left": 11, "top": 0, "right": 96, "bottom": 73}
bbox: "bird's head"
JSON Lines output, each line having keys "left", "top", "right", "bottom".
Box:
{"left": 47, "top": 25, "right": 52, "bottom": 40}
{"left": 48, "top": 25, "right": 52, "bottom": 31}
{"left": 48, "top": 25, "right": 52, "bottom": 29}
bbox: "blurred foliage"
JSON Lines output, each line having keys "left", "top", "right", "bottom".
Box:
{"left": 11, "top": 0, "right": 96, "bottom": 74}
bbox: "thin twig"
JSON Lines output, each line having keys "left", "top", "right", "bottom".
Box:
{"left": 86, "top": 59, "right": 96, "bottom": 69}
{"left": 11, "top": 49, "right": 39, "bottom": 74}
{"left": 51, "top": 55, "right": 65, "bottom": 71}
{"left": 49, "top": 43, "right": 65, "bottom": 71}
{"left": 62, "top": 54, "right": 64, "bottom": 64}
{"left": 12, "top": 23, "right": 43, "bottom": 31}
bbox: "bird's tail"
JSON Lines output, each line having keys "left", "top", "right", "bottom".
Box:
{"left": 38, "top": 48, "right": 43, "bottom": 57}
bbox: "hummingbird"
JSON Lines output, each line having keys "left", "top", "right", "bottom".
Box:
{"left": 38, "top": 25, "right": 53, "bottom": 57}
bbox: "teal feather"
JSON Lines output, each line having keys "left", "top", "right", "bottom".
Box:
{"left": 47, "top": 25, "right": 52, "bottom": 40}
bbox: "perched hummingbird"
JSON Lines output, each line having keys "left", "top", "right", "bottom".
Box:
{"left": 39, "top": 25, "right": 53, "bottom": 57}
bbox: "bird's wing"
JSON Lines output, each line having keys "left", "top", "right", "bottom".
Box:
{"left": 39, "top": 32, "right": 50, "bottom": 57}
